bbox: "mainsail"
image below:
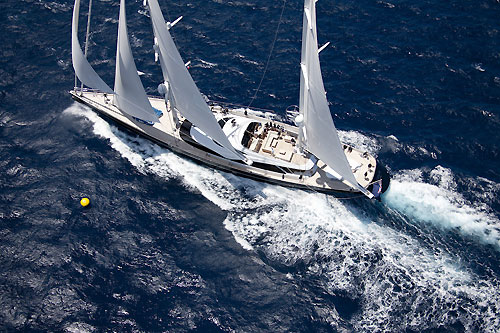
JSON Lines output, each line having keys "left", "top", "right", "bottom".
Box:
{"left": 72, "top": 0, "right": 113, "bottom": 93}
{"left": 114, "top": 0, "right": 159, "bottom": 123}
{"left": 146, "top": 0, "right": 243, "bottom": 161}
{"left": 299, "top": 0, "right": 373, "bottom": 197}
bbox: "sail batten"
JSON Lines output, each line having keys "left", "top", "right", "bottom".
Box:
{"left": 114, "top": 0, "right": 158, "bottom": 123}
{"left": 72, "top": 0, "right": 113, "bottom": 93}
{"left": 299, "top": 0, "right": 370, "bottom": 196}
{"left": 146, "top": 0, "right": 243, "bottom": 161}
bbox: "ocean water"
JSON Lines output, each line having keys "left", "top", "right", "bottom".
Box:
{"left": 1, "top": 0, "right": 500, "bottom": 332}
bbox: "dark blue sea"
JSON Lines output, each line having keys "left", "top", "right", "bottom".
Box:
{"left": 1, "top": 0, "right": 500, "bottom": 331}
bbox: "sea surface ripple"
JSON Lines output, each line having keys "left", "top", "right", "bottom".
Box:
{"left": 1, "top": 0, "right": 499, "bottom": 332}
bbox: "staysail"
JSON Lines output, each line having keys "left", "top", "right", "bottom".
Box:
{"left": 299, "top": 0, "right": 373, "bottom": 197}
{"left": 146, "top": 0, "right": 243, "bottom": 161}
{"left": 72, "top": 0, "right": 113, "bottom": 93}
{"left": 114, "top": 0, "right": 159, "bottom": 123}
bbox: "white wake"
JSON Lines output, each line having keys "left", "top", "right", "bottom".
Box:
{"left": 383, "top": 167, "right": 500, "bottom": 249}
{"left": 65, "top": 103, "right": 500, "bottom": 332}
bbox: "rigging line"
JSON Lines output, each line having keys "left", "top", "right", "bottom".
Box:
{"left": 83, "top": 0, "right": 93, "bottom": 58}
{"left": 247, "top": 0, "right": 287, "bottom": 108}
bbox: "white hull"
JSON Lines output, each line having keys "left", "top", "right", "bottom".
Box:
{"left": 71, "top": 89, "right": 382, "bottom": 195}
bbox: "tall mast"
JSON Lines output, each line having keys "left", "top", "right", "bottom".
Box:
{"left": 80, "top": 0, "right": 93, "bottom": 92}
{"left": 146, "top": 0, "right": 246, "bottom": 161}
{"left": 72, "top": 0, "right": 113, "bottom": 93}
{"left": 296, "top": 0, "right": 310, "bottom": 154}
{"left": 297, "top": 0, "right": 374, "bottom": 198}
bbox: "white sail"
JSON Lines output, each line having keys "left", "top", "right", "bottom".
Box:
{"left": 114, "top": 0, "right": 159, "bottom": 123}
{"left": 299, "top": 0, "right": 372, "bottom": 197}
{"left": 146, "top": 0, "right": 243, "bottom": 161}
{"left": 72, "top": 0, "right": 113, "bottom": 93}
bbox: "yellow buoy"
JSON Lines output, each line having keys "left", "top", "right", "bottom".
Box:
{"left": 80, "top": 197, "right": 90, "bottom": 207}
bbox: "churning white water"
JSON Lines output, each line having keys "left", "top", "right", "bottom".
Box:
{"left": 66, "top": 104, "right": 500, "bottom": 331}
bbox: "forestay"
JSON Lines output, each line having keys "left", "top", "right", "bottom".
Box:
{"left": 299, "top": 0, "right": 373, "bottom": 197}
{"left": 146, "top": 0, "right": 243, "bottom": 161}
{"left": 71, "top": 0, "right": 113, "bottom": 93}
{"left": 114, "top": 0, "right": 159, "bottom": 123}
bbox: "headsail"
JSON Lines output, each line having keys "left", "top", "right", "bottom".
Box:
{"left": 146, "top": 0, "right": 244, "bottom": 161}
{"left": 299, "top": 0, "right": 373, "bottom": 198}
{"left": 114, "top": 0, "right": 159, "bottom": 123}
{"left": 72, "top": 0, "right": 113, "bottom": 93}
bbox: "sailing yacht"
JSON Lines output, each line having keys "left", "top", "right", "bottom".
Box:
{"left": 70, "top": 0, "right": 390, "bottom": 199}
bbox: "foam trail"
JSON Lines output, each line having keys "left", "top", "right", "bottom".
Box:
{"left": 66, "top": 103, "right": 500, "bottom": 332}
{"left": 383, "top": 166, "right": 500, "bottom": 250}
{"left": 64, "top": 103, "right": 173, "bottom": 178}
{"left": 64, "top": 103, "right": 257, "bottom": 210}
{"left": 219, "top": 176, "right": 500, "bottom": 331}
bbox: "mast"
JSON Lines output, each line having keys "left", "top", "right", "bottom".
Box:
{"left": 80, "top": 0, "right": 93, "bottom": 92}
{"left": 158, "top": 80, "right": 179, "bottom": 128}
{"left": 165, "top": 81, "right": 179, "bottom": 126}
{"left": 298, "top": 0, "right": 374, "bottom": 198}
{"left": 154, "top": 24, "right": 180, "bottom": 128}
{"left": 72, "top": 0, "right": 113, "bottom": 93}
{"left": 146, "top": 0, "right": 245, "bottom": 161}
{"left": 297, "top": 0, "right": 312, "bottom": 154}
